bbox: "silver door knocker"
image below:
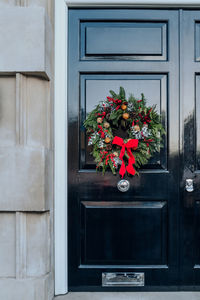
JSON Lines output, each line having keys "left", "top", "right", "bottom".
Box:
{"left": 185, "top": 179, "right": 194, "bottom": 192}
{"left": 117, "top": 179, "right": 130, "bottom": 192}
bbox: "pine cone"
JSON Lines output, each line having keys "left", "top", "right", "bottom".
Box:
{"left": 130, "top": 112, "right": 137, "bottom": 118}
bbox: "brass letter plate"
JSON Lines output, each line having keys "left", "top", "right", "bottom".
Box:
{"left": 102, "top": 272, "right": 145, "bottom": 287}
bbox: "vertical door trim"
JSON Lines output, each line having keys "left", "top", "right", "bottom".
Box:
{"left": 54, "top": 0, "right": 68, "bottom": 295}
{"left": 54, "top": 0, "right": 200, "bottom": 296}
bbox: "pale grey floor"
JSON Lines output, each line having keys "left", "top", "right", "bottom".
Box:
{"left": 54, "top": 292, "right": 200, "bottom": 300}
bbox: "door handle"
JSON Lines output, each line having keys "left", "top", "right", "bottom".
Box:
{"left": 185, "top": 179, "right": 194, "bottom": 192}
{"left": 117, "top": 179, "right": 130, "bottom": 192}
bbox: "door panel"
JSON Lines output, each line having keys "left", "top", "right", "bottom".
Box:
{"left": 81, "top": 74, "right": 167, "bottom": 169}
{"left": 80, "top": 201, "right": 167, "bottom": 266}
{"left": 80, "top": 21, "right": 167, "bottom": 60}
{"left": 180, "top": 10, "right": 200, "bottom": 287}
{"left": 68, "top": 9, "right": 179, "bottom": 290}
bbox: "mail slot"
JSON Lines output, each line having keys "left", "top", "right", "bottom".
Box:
{"left": 102, "top": 272, "right": 145, "bottom": 287}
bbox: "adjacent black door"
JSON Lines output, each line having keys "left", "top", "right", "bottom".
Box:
{"left": 68, "top": 9, "right": 200, "bottom": 290}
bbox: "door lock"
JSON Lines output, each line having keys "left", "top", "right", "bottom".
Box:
{"left": 185, "top": 179, "right": 194, "bottom": 192}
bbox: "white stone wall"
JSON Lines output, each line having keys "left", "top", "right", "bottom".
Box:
{"left": 0, "top": 75, "right": 53, "bottom": 211}
{"left": 0, "top": 1, "right": 54, "bottom": 299}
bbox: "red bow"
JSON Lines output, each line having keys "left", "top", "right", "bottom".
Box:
{"left": 112, "top": 136, "right": 138, "bottom": 178}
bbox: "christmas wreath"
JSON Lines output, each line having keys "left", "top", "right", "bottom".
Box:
{"left": 84, "top": 87, "right": 165, "bottom": 178}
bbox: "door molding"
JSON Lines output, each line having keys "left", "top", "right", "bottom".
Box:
{"left": 54, "top": 0, "right": 68, "bottom": 295}
{"left": 54, "top": 0, "right": 200, "bottom": 296}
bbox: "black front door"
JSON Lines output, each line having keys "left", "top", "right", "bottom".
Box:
{"left": 68, "top": 9, "right": 200, "bottom": 290}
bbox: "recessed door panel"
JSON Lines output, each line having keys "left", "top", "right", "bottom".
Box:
{"left": 80, "top": 201, "right": 167, "bottom": 266}
{"left": 80, "top": 74, "right": 167, "bottom": 170}
{"left": 80, "top": 21, "right": 167, "bottom": 60}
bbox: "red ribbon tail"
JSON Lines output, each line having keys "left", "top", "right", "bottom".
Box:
{"left": 119, "top": 161, "right": 126, "bottom": 178}
{"left": 126, "top": 148, "right": 136, "bottom": 176}
{"left": 126, "top": 164, "right": 136, "bottom": 176}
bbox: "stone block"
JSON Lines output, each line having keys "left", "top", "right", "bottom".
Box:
{"left": 0, "top": 74, "right": 51, "bottom": 148}
{"left": 0, "top": 147, "right": 50, "bottom": 211}
{"left": 0, "top": 7, "right": 52, "bottom": 79}
{"left": 0, "top": 273, "right": 53, "bottom": 300}
{"left": 0, "top": 213, "right": 15, "bottom": 277}
{"left": 26, "top": 212, "right": 50, "bottom": 276}
{"left": 26, "top": 76, "right": 50, "bottom": 148}
{"left": 0, "top": 76, "right": 16, "bottom": 146}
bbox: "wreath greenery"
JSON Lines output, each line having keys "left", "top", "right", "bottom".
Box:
{"left": 84, "top": 87, "right": 165, "bottom": 178}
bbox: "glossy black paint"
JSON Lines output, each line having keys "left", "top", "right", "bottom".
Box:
{"left": 81, "top": 21, "right": 167, "bottom": 60}
{"left": 80, "top": 201, "right": 167, "bottom": 266}
{"left": 68, "top": 8, "right": 200, "bottom": 290}
{"left": 179, "top": 11, "right": 200, "bottom": 287}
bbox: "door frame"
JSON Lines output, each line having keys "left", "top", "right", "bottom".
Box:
{"left": 54, "top": 0, "right": 200, "bottom": 295}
